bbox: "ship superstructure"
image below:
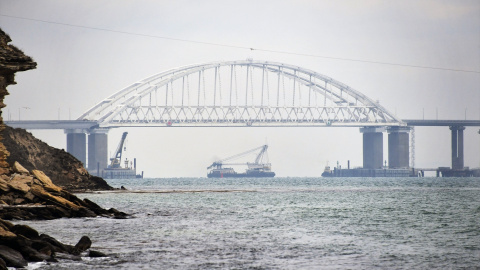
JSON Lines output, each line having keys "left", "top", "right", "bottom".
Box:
{"left": 207, "top": 145, "right": 275, "bottom": 178}
{"left": 103, "top": 132, "right": 142, "bottom": 179}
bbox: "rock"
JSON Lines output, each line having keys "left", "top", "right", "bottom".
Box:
{"left": 0, "top": 219, "right": 13, "bottom": 230}
{"left": 13, "top": 198, "right": 25, "bottom": 205}
{"left": 73, "top": 207, "right": 97, "bottom": 218}
{"left": 0, "top": 257, "right": 6, "bottom": 270}
{"left": 83, "top": 198, "right": 109, "bottom": 215}
{"left": 7, "top": 174, "right": 32, "bottom": 193}
{"left": 71, "top": 236, "right": 91, "bottom": 255}
{"left": 0, "top": 245, "right": 28, "bottom": 268}
{"left": 32, "top": 170, "right": 62, "bottom": 193}
{"left": 12, "top": 161, "right": 29, "bottom": 174}
{"left": 18, "top": 245, "right": 51, "bottom": 262}
{"left": 38, "top": 234, "right": 72, "bottom": 253}
{"left": 0, "top": 226, "right": 16, "bottom": 238}
{"left": 31, "top": 240, "right": 55, "bottom": 256}
{"left": 24, "top": 191, "right": 35, "bottom": 201}
{"left": 30, "top": 185, "right": 80, "bottom": 210}
{"left": 0, "top": 177, "right": 8, "bottom": 192}
{"left": 108, "top": 208, "right": 129, "bottom": 219}
{"left": 11, "top": 224, "right": 39, "bottom": 239}
{"left": 88, "top": 250, "right": 107, "bottom": 257}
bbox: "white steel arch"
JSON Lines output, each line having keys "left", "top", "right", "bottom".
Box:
{"left": 79, "top": 60, "right": 404, "bottom": 127}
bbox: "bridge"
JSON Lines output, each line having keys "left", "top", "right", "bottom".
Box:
{"left": 5, "top": 60, "right": 480, "bottom": 176}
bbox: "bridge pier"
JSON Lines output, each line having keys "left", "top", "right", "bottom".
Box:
{"left": 387, "top": 126, "right": 410, "bottom": 168}
{"left": 88, "top": 129, "right": 109, "bottom": 173}
{"left": 65, "top": 129, "right": 87, "bottom": 166}
{"left": 450, "top": 126, "right": 465, "bottom": 170}
{"left": 361, "top": 127, "right": 384, "bottom": 169}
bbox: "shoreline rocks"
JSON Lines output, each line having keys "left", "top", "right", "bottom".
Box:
{"left": 0, "top": 161, "right": 128, "bottom": 220}
{"left": 0, "top": 219, "right": 106, "bottom": 268}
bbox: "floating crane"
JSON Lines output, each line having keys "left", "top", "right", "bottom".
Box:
{"left": 108, "top": 132, "right": 128, "bottom": 169}
{"left": 207, "top": 145, "right": 275, "bottom": 178}
{"left": 103, "top": 132, "right": 143, "bottom": 179}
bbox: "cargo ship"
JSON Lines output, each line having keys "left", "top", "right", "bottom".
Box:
{"left": 207, "top": 145, "right": 275, "bottom": 178}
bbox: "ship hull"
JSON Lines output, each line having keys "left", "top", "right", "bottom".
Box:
{"left": 102, "top": 168, "right": 141, "bottom": 179}
{"left": 207, "top": 171, "right": 275, "bottom": 178}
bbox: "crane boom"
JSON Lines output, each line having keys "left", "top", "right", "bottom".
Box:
{"left": 207, "top": 145, "right": 269, "bottom": 170}
{"left": 109, "top": 132, "right": 128, "bottom": 168}
{"left": 254, "top": 145, "right": 268, "bottom": 164}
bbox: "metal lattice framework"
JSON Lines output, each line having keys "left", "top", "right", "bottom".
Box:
{"left": 79, "top": 60, "right": 403, "bottom": 127}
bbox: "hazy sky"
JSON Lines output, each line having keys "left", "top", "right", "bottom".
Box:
{"left": 1, "top": 0, "right": 479, "bottom": 177}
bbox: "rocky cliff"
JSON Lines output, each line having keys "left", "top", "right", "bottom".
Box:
{"left": 0, "top": 28, "right": 125, "bottom": 268}
{"left": 0, "top": 28, "right": 37, "bottom": 176}
{"left": 2, "top": 126, "right": 112, "bottom": 191}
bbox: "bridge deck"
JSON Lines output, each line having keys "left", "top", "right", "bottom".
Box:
{"left": 403, "top": 120, "right": 480, "bottom": 126}
{"left": 4, "top": 119, "right": 480, "bottom": 130}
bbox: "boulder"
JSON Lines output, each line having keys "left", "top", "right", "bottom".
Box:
{"left": 0, "top": 245, "right": 27, "bottom": 268}
{"left": 88, "top": 250, "right": 107, "bottom": 257}
{"left": 30, "top": 185, "right": 80, "bottom": 210}
{"left": 108, "top": 208, "right": 129, "bottom": 219}
{"left": 83, "top": 198, "right": 110, "bottom": 215}
{"left": 7, "top": 174, "right": 32, "bottom": 193}
{"left": 0, "top": 177, "right": 8, "bottom": 192}
{"left": 0, "top": 226, "right": 15, "bottom": 238}
{"left": 0, "top": 257, "right": 6, "bottom": 270}
{"left": 38, "top": 234, "right": 72, "bottom": 253}
{"left": 12, "top": 162, "right": 29, "bottom": 174}
{"left": 0, "top": 219, "right": 13, "bottom": 230}
{"left": 11, "top": 224, "right": 39, "bottom": 239}
{"left": 32, "top": 170, "right": 62, "bottom": 193}
{"left": 71, "top": 236, "right": 91, "bottom": 255}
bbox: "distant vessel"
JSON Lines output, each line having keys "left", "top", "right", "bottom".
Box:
{"left": 207, "top": 145, "right": 275, "bottom": 178}
{"left": 103, "top": 132, "right": 143, "bottom": 179}
{"left": 321, "top": 165, "right": 333, "bottom": 177}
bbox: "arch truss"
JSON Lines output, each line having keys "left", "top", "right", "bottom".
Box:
{"left": 79, "top": 60, "right": 403, "bottom": 127}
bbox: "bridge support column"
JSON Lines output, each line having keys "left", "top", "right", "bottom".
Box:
{"left": 88, "top": 129, "right": 109, "bottom": 174}
{"left": 65, "top": 129, "right": 87, "bottom": 166}
{"left": 387, "top": 126, "right": 410, "bottom": 168}
{"left": 360, "top": 127, "right": 384, "bottom": 169}
{"left": 450, "top": 126, "right": 465, "bottom": 170}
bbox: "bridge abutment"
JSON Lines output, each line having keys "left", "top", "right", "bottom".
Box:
{"left": 88, "top": 129, "right": 109, "bottom": 173}
{"left": 361, "top": 127, "right": 384, "bottom": 169}
{"left": 65, "top": 129, "right": 87, "bottom": 166}
{"left": 387, "top": 126, "right": 410, "bottom": 168}
{"left": 450, "top": 126, "right": 465, "bottom": 170}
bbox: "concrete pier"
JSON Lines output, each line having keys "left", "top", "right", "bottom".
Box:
{"left": 361, "top": 127, "right": 384, "bottom": 169}
{"left": 450, "top": 126, "right": 465, "bottom": 170}
{"left": 65, "top": 129, "right": 87, "bottom": 166}
{"left": 88, "top": 129, "right": 109, "bottom": 172}
{"left": 387, "top": 126, "right": 410, "bottom": 168}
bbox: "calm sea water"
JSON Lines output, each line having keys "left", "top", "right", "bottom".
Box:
{"left": 21, "top": 177, "right": 480, "bottom": 269}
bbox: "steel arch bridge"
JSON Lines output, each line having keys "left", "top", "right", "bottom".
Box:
{"left": 79, "top": 60, "right": 404, "bottom": 127}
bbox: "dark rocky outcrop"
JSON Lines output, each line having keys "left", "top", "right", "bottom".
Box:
{"left": 2, "top": 126, "right": 113, "bottom": 192}
{"left": 0, "top": 219, "right": 105, "bottom": 268}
